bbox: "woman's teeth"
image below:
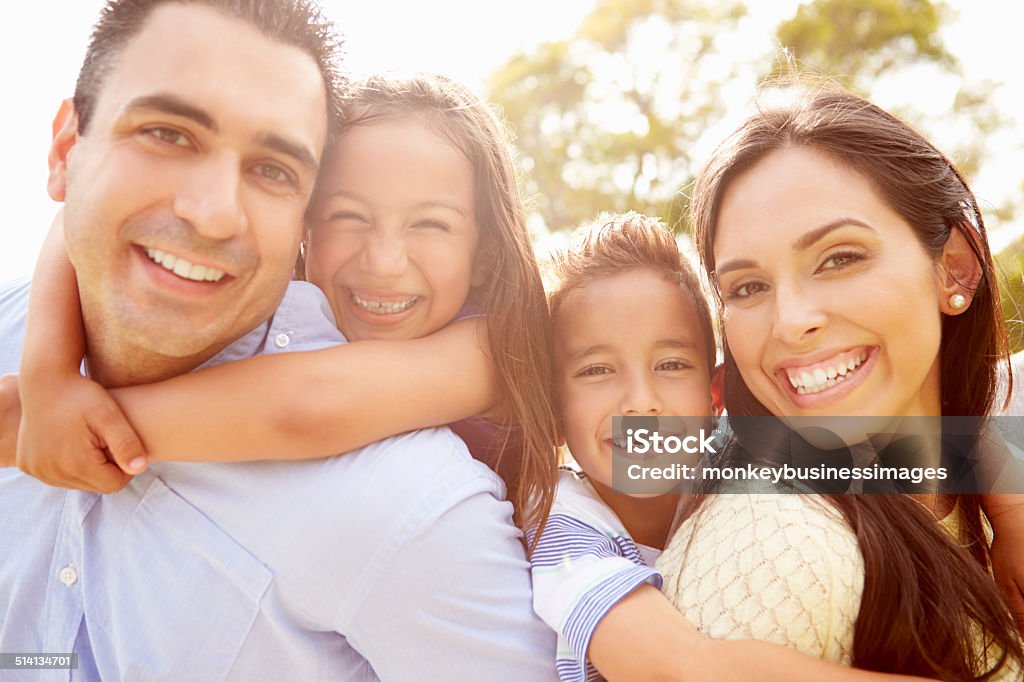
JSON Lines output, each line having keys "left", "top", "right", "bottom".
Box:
{"left": 787, "top": 351, "right": 868, "bottom": 395}
{"left": 145, "top": 248, "right": 225, "bottom": 282}
{"left": 351, "top": 293, "right": 418, "bottom": 314}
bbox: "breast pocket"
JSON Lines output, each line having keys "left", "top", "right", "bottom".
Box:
{"left": 86, "top": 476, "right": 273, "bottom": 681}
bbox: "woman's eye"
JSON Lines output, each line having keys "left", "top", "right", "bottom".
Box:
{"left": 726, "top": 281, "right": 767, "bottom": 300}
{"left": 819, "top": 250, "right": 864, "bottom": 271}
{"left": 144, "top": 127, "right": 190, "bottom": 147}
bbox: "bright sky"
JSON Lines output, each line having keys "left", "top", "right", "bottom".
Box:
{"left": 1, "top": 0, "right": 1020, "bottom": 281}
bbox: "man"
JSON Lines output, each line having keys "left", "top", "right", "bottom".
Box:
{"left": 0, "top": 1, "right": 555, "bottom": 679}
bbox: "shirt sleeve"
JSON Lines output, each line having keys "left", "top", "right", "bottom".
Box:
{"left": 341, "top": 467, "right": 558, "bottom": 681}
{"left": 529, "top": 512, "right": 662, "bottom": 671}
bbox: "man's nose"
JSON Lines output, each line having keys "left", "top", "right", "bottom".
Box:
{"left": 172, "top": 155, "right": 248, "bottom": 240}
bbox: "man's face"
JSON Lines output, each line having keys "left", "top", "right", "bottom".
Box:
{"left": 50, "top": 4, "right": 328, "bottom": 371}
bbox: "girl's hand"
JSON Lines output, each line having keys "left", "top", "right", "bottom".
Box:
{"left": 988, "top": 495, "right": 1024, "bottom": 631}
{"left": 17, "top": 372, "right": 146, "bottom": 493}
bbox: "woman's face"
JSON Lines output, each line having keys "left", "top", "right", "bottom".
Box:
{"left": 712, "top": 146, "right": 946, "bottom": 420}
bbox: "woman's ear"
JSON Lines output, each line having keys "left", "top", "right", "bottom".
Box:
{"left": 936, "top": 224, "right": 983, "bottom": 316}
{"left": 710, "top": 364, "right": 726, "bottom": 417}
{"left": 294, "top": 229, "right": 310, "bottom": 281}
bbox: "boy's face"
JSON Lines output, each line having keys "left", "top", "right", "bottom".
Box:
{"left": 554, "top": 268, "right": 713, "bottom": 494}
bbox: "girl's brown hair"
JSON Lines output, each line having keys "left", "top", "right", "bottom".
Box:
{"left": 689, "top": 88, "right": 1021, "bottom": 679}
{"left": 309, "top": 73, "right": 558, "bottom": 537}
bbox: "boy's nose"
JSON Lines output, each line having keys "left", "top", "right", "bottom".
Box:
{"left": 619, "top": 373, "right": 662, "bottom": 416}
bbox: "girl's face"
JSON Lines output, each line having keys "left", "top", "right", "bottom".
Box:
{"left": 555, "top": 269, "right": 713, "bottom": 494}
{"left": 712, "top": 146, "right": 946, "bottom": 420}
{"left": 304, "top": 119, "right": 480, "bottom": 341}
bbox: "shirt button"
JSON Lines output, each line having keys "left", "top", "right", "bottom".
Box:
{"left": 58, "top": 566, "right": 78, "bottom": 586}
{"left": 274, "top": 333, "right": 291, "bottom": 349}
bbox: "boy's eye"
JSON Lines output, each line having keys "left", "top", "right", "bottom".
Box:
{"left": 656, "top": 359, "right": 692, "bottom": 372}
{"left": 574, "top": 365, "right": 612, "bottom": 378}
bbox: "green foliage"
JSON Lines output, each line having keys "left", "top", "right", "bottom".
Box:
{"left": 774, "top": 0, "right": 954, "bottom": 88}
{"left": 997, "top": 236, "right": 1024, "bottom": 353}
{"left": 489, "top": 0, "right": 745, "bottom": 233}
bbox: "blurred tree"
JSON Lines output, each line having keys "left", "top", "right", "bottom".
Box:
{"left": 490, "top": 0, "right": 1017, "bottom": 239}
{"left": 489, "top": 0, "right": 746, "bottom": 233}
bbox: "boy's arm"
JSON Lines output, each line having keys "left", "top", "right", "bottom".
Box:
{"left": 589, "top": 584, "right": 934, "bottom": 682}
{"left": 17, "top": 213, "right": 142, "bottom": 492}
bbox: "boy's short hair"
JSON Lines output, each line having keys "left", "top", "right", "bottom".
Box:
{"left": 546, "top": 211, "right": 716, "bottom": 373}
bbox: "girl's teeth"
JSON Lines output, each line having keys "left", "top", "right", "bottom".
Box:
{"left": 144, "top": 247, "right": 225, "bottom": 282}
{"left": 351, "top": 293, "right": 418, "bottom": 314}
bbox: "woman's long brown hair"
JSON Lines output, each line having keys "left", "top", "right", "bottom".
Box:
{"left": 688, "top": 88, "right": 1021, "bottom": 680}
{"left": 309, "top": 74, "right": 559, "bottom": 540}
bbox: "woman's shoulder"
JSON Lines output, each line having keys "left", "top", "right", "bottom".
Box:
{"left": 657, "top": 493, "right": 863, "bottom": 663}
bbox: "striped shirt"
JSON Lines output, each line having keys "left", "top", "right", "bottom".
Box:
{"left": 527, "top": 469, "right": 662, "bottom": 682}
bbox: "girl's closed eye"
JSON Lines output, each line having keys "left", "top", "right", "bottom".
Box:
{"left": 412, "top": 219, "right": 452, "bottom": 232}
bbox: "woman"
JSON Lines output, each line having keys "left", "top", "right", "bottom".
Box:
{"left": 657, "top": 89, "right": 1023, "bottom": 680}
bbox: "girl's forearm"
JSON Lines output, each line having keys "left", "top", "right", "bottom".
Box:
{"left": 21, "top": 211, "right": 84, "bottom": 384}
{"left": 109, "top": 318, "right": 498, "bottom": 461}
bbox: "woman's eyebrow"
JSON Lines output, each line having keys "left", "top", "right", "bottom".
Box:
{"left": 716, "top": 219, "right": 878, "bottom": 278}
{"left": 792, "top": 219, "right": 877, "bottom": 250}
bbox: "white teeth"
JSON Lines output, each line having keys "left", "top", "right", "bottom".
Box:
{"left": 612, "top": 438, "right": 628, "bottom": 449}
{"left": 785, "top": 351, "right": 869, "bottom": 395}
{"left": 351, "top": 293, "right": 418, "bottom": 314}
{"left": 144, "top": 247, "right": 226, "bottom": 283}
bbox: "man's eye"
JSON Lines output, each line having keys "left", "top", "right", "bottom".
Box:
{"left": 145, "top": 127, "right": 190, "bottom": 147}
{"left": 254, "top": 163, "right": 294, "bottom": 185}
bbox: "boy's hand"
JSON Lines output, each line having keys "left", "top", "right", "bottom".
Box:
{"left": 17, "top": 372, "right": 147, "bottom": 493}
{"left": 0, "top": 374, "right": 20, "bottom": 466}
{"left": 987, "top": 495, "right": 1024, "bottom": 632}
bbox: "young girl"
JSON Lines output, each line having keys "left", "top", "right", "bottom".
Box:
{"left": 533, "top": 211, "right": 944, "bottom": 682}
{"left": 13, "top": 72, "right": 558, "bottom": 535}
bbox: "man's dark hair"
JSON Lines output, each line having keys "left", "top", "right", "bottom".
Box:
{"left": 74, "top": 0, "right": 343, "bottom": 136}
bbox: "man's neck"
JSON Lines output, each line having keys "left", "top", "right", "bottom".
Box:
{"left": 83, "top": 327, "right": 213, "bottom": 388}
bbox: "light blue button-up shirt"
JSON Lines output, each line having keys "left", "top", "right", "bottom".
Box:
{"left": 0, "top": 279, "right": 556, "bottom": 681}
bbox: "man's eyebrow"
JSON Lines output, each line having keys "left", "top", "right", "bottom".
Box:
{"left": 254, "top": 132, "right": 319, "bottom": 173}
{"left": 125, "top": 94, "right": 217, "bottom": 131}
{"left": 716, "top": 219, "right": 877, "bottom": 279}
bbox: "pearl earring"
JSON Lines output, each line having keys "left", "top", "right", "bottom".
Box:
{"left": 950, "top": 293, "right": 967, "bottom": 310}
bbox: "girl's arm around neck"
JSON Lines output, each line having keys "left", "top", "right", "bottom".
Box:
{"left": 588, "top": 584, "right": 934, "bottom": 682}
{"left": 111, "top": 316, "right": 499, "bottom": 463}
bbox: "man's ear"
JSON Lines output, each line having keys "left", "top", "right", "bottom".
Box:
{"left": 47, "top": 99, "right": 79, "bottom": 202}
{"left": 936, "top": 224, "right": 984, "bottom": 315}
